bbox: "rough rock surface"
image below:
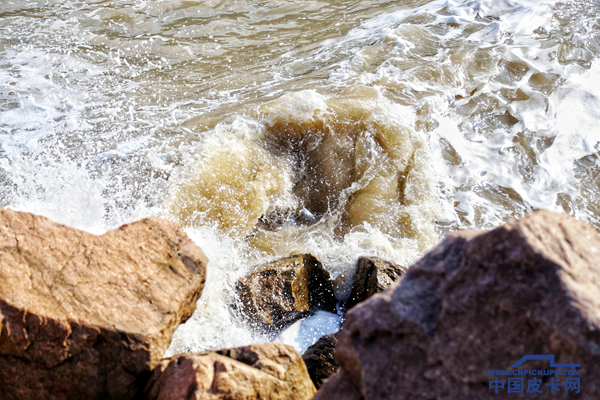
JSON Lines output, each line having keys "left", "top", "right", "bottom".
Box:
{"left": 316, "top": 371, "right": 364, "bottom": 400}
{"left": 145, "top": 342, "right": 316, "bottom": 400}
{"left": 303, "top": 333, "right": 339, "bottom": 389}
{"left": 235, "top": 254, "right": 336, "bottom": 331}
{"left": 0, "top": 207, "right": 207, "bottom": 400}
{"left": 345, "top": 256, "right": 406, "bottom": 310}
{"left": 315, "top": 210, "right": 600, "bottom": 399}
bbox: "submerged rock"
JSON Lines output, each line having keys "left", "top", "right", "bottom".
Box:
{"left": 315, "top": 210, "right": 600, "bottom": 399}
{"left": 145, "top": 342, "right": 316, "bottom": 400}
{"left": 292, "top": 208, "right": 319, "bottom": 226}
{"left": 302, "top": 333, "right": 339, "bottom": 389}
{"left": 235, "top": 254, "right": 336, "bottom": 332}
{"left": 345, "top": 256, "right": 406, "bottom": 310}
{"left": 0, "top": 208, "right": 207, "bottom": 400}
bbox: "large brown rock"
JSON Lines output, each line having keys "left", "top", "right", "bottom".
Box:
{"left": 316, "top": 371, "right": 363, "bottom": 400}
{"left": 0, "top": 207, "right": 207, "bottom": 399}
{"left": 345, "top": 256, "right": 406, "bottom": 310}
{"left": 315, "top": 210, "right": 600, "bottom": 399}
{"left": 144, "top": 342, "right": 317, "bottom": 400}
{"left": 235, "top": 254, "right": 336, "bottom": 332}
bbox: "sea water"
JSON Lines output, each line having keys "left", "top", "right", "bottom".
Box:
{"left": 1, "top": 0, "right": 599, "bottom": 355}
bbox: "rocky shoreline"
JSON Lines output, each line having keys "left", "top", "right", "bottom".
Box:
{"left": 1, "top": 207, "right": 599, "bottom": 398}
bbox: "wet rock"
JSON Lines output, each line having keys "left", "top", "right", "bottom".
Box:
{"left": 235, "top": 254, "right": 336, "bottom": 332}
{"left": 255, "top": 207, "right": 318, "bottom": 232}
{"left": 255, "top": 206, "right": 294, "bottom": 231}
{"left": 316, "top": 210, "right": 600, "bottom": 399}
{"left": 345, "top": 256, "right": 406, "bottom": 310}
{"left": 0, "top": 207, "right": 207, "bottom": 400}
{"left": 292, "top": 208, "right": 319, "bottom": 226}
{"left": 302, "top": 333, "right": 339, "bottom": 389}
{"left": 145, "top": 342, "right": 316, "bottom": 400}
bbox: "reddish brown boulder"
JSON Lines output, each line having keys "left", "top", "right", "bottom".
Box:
{"left": 0, "top": 207, "right": 207, "bottom": 399}
{"left": 316, "top": 371, "right": 364, "bottom": 400}
{"left": 315, "top": 210, "right": 600, "bottom": 399}
{"left": 235, "top": 254, "right": 336, "bottom": 332}
{"left": 144, "top": 342, "right": 316, "bottom": 400}
{"left": 345, "top": 256, "right": 406, "bottom": 310}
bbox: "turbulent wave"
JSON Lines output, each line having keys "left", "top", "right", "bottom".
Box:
{"left": 166, "top": 89, "right": 439, "bottom": 251}
{"left": 1, "top": 0, "right": 600, "bottom": 354}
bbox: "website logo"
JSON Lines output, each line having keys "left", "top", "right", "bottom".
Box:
{"left": 488, "top": 355, "right": 580, "bottom": 394}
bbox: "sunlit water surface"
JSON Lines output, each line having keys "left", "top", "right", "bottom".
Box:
{"left": 2, "top": 0, "right": 600, "bottom": 354}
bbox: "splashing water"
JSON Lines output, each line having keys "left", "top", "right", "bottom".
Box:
{"left": 2, "top": 0, "right": 600, "bottom": 354}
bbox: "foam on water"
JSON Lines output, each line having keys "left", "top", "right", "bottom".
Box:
{"left": 2, "top": 0, "right": 600, "bottom": 355}
{"left": 542, "top": 61, "right": 600, "bottom": 191}
{"left": 164, "top": 225, "right": 269, "bottom": 356}
{"left": 167, "top": 89, "right": 440, "bottom": 247}
{"left": 166, "top": 0, "right": 600, "bottom": 353}
{"left": 163, "top": 90, "right": 436, "bottom": 351}
{"left": 275, "top": 311, "right": 343, "bottom": 355}
{"left": 324, "top": 0, "right": 600, "bottom": 229}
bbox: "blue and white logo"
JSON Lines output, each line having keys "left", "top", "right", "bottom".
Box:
{"left": 488, "top": 355, "right": 580, "bottom": 394}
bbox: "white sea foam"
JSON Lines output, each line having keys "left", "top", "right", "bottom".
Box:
{"left": 2, "top": 0, "right": 600, "bottom": 356}
{"left": 276, "top": 311, "right": 343, "bottom": 354}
